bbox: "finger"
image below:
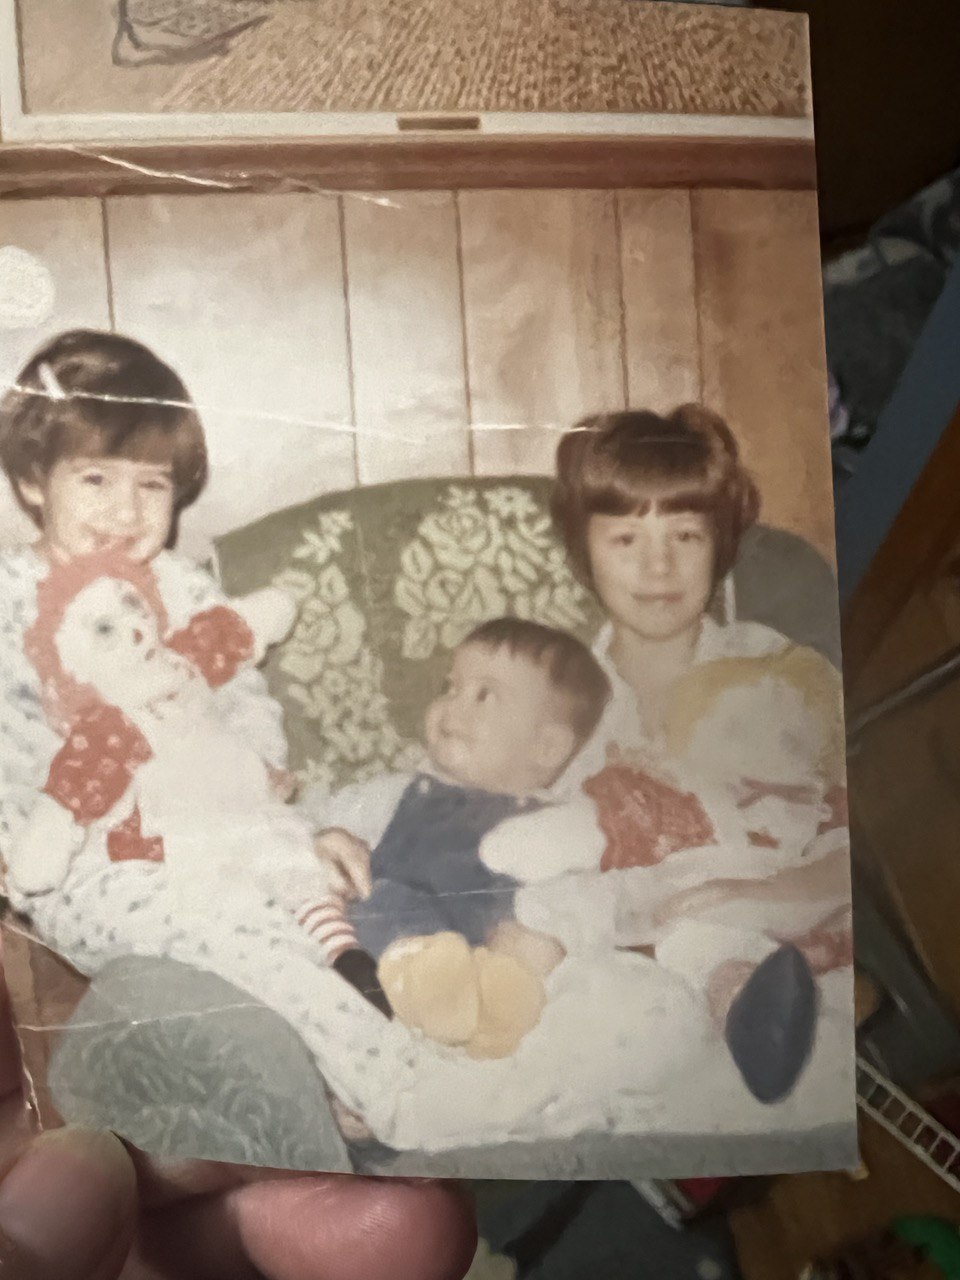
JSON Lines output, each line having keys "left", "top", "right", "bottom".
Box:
{"left": 321, "top": 836, "right": 369, "bottom": 901}
{"left": 321, "top": 844, "right": 366, "bottom": 906}
{"left": 325, "top": 864, "right": 353, "bottom": 901}
{"left": 342, "top": 847, "right": 372, "bottom": 901}
{"left": 313, "top": 841, "right": 350, "bottom": 899}
{"left": 137, "top": 1175, "right": 476, "bottom": 1280}
{"left": 128, "top": 1146, "right": 305, "bottom": 1210}
{"left": 133, "top": 1194, "right": 259, "bottom": 1280}
{"left": 0, "top": 1128, "right": 137, "bottom": 1280}
{"left": 235, "top": 1176, "right": 477, "bottom": 1280}
{"left": 126, "top": 1146, "right": 250, "bottom": 1209}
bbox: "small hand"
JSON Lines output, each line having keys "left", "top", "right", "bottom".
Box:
{"left": 236, "top": 587, "right": 300, "bottom": 659}
{"left": 315, "top": 828, "right": 373, "bottom": 900}
{"left": 268, "top": 766, "right": 298, "bottom": 803}
{"left": 652, "top": 878, "right": 744, "bottom": 929}
{"left": 0, "top": 938, "right": 476, "bottom": 1279}
{"left": 5, "top": 795, "right": 81, "bottom": 898}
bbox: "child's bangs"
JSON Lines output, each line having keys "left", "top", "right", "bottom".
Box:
{"left": 57, "top": 403, "right": 206, "bottom": 501}
{"left": 58, "top": 406, "right": 172, "bottom": 464}
{"left": 583, "top": 433, "right": 721, "bottom": 518}
{"left": 107, "top": 420, "right": 182, "bottom": 471}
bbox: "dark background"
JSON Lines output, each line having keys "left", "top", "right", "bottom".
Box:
{"left": 768, "top": 0, "right": 960, "bottom": 245}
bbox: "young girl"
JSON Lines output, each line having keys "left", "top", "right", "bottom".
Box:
{"left": 544, "top": 406, "right": 852, "bottom": 1102}
{"left": 549, "top": 406, "right": 848, "bottom": 872}
{"left": 0, "top": 330, "right": 295, "bottom": 963}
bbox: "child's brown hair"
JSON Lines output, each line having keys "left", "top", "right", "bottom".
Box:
{"left": 552, "top": 406, "right": 760, "bottom": 593}
{"left": 462, "top": 617, "right": 611, "bottom": 745}
{"left": 0, "top": 330, "right": 208, "bottom": 529}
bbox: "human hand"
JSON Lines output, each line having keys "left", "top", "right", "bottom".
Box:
{"left": 652, "top": 878, "right": 745, "bottom": 929}
{"left": 315, "top": 828, "right": 373, "bottom": 900}
{"left": 5, "top": 793, "right": 81, "bottom": 898}
{"left": 0, "top": 942, "right": 475, "bottom": 1279}
{"left": 268, "top": 766, "right": 298, "bottom": 803}
{"left": 235, "top": 586, "right": 299, "bottom": 659}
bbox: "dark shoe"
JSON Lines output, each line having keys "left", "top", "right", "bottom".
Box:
{"left": 725, "top": 944, "right": 819, "bottom": 1104}
{"left": 333, "top": 949, "right": 394, "bottom": 1019}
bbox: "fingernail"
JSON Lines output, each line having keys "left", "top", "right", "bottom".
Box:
{"left": 0, "top": 1128, "right": 136, "bottom": 1276}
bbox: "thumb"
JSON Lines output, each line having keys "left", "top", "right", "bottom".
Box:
{"left": 0, "top": 1128, "right": 137, "bottom": 1279}
{"left": 346, "top": 845, "right": 373, "bottom": 900}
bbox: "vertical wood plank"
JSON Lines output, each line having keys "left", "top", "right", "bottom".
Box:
{"left": 0, "top": 198, "right": 110, "bottom": 548}
{"left": 106, "top": 192, "right": 355, "bottom": 559}
{"left": 694, "top": 189, "right": 835, "bottom": 562}
{"left": 342, "top": 191, "right": 469, "bottom": 485}
{"left": 459, "top": 190, "right": 624, "bottom": 476}
{"left": 618, "top": 189, "right": 701, "bottom": 411}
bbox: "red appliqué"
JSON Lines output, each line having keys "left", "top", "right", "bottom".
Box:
{"left": 167, "top": 606, "right": 254, "bottom": 689}
{"left": 45, "top": 704, "right": 152, "bottom": 825}
{"left": 108, "top": 807, "right": 165, "bottom": 863}
{"left": 584, "top": 763, "right": 717, "bottom": 871}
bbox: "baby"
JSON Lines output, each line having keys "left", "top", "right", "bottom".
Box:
{"left": 304, "top": 616, "right": 612, "bottom": 1058}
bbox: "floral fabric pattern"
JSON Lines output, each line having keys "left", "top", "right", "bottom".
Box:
{"left": 271, "top": 510, "right": 420, "bottom": 793}
{"left": 214, "top": 477, "right": 603, "bottom": 799}
{"left": 214, "top": 476, "right": 839, "bottom": 803}
{"left": 395, "top": 485, "right": 591, "bottom": 661}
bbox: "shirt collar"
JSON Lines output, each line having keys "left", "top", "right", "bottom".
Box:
{"left": 418, "top": 763, "right": 551, "bottom": 806}
{"left": 593, "top": 616, "right": 724, "bottom": 676}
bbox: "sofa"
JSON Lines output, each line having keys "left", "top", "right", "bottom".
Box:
{"left": 9, "top": 473, "right": 841, "bottom": 1174}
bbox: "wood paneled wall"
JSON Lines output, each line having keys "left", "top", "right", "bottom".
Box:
{"left": 0, "top": 188, "right": 833, "bottom": 562}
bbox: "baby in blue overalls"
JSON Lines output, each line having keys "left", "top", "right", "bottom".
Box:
{"left": 304, "top": 617, "right": 611, "bottom": 1058}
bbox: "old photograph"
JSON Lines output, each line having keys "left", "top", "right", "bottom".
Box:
{"left": 0, "top": 180, "right": 856, "bottom": 1179}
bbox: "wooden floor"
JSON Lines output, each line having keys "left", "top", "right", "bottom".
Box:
{"left": 0, "top": 188, "right": 833, "bottom": 562}
{"left": 732, "top": 1114, "right": 960, "bottom": 1279}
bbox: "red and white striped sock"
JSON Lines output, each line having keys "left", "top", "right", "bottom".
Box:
{"left": 296, "top": 894, "right": 358, "bottom": 964}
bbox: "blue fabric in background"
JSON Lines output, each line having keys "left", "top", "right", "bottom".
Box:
{"left": 827, "top": 168, "right": 960, "bottom": 487}
{"left": 834, "top": 259, "right": 960, "bottom": 602}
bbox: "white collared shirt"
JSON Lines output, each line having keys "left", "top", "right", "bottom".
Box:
{"left": 555, "top": 615, "right": 789, "bottom": 795}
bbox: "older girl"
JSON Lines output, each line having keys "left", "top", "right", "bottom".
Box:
{"left": 549, "top": 406, "right": 850, "bottom": 1101}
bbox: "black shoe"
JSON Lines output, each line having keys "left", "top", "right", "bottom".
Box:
{"left": 725, "top": 944, "right": 819, "bottom": 1104}
{"left": 334, "top": 949, "right": 394, "bottom": 1019}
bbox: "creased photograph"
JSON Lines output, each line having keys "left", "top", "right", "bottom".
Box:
{"left": 0, "top": 176, "right": 855, "bottom": 1179}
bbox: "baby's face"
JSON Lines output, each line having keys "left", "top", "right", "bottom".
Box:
{"left": 56, "top": 577, "right": 187, "bottom": 711}
{"left": 424, "top": 643, "right": 574, "bottom": 796}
